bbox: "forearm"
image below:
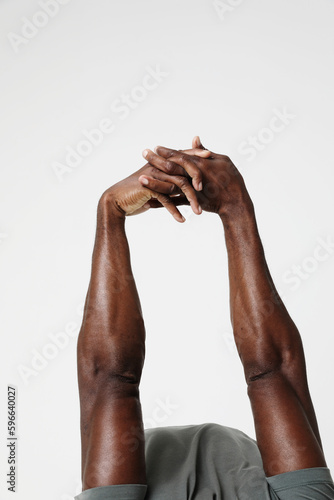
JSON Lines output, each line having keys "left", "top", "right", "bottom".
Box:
{"left": 220, "top": 197, "right": 324, "bottom": 447}
{"left": 78, "top": 196, "right": 145, "bottom": 383}
{"left": 220, "top": 198, "right": 305, "bottom": 381}
{"left": 77, "top": 196, "right": 147, "bottom": 488}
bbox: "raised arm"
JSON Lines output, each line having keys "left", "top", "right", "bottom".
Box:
{"left": 217, "top": 166, "right": 327, "bottom": 476}
{"left": 77, "top": 195, "right": 147, "bottom": 490}
{"left": 142, "top": 138, "right": 327, "bottom": 477}
{"left": 77, "top": 160, "right": 203, "bottom": 491}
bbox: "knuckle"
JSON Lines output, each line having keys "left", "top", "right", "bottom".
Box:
{"left": 190, "top": 157, "right": 202, "bottom": 168}
{"left": 178, "top": 178, "right": 190, "bottom": 190}
{"left": 196, "top": 169, "right": 203, "bottom": 179}
{"left": 149, "top": 166, "right": 159, "bottom": 176}
{"left": 185, "top": 156, "right": 203, "bottom": 174}
{"left": 189, "top": 153, "right": 201, "bottom": 163}
{"left": 178, "top": 153, "right": 187, "bottom": 164}
{"left": 165, "top": 161, "right": 175, "bottom": 173}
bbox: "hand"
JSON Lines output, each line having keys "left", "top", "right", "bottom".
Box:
{"left": 99, "top": 155, "right": 205, "bottom": 223}
{"left": 140, "top": 136, "right": 252, "bottom": 217}
{"left": 138, "top": 145, "right": 211, "bottom": 215}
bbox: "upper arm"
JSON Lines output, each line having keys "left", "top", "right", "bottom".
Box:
{"left": 247, "top": 367, "right": 327, "bottom": 477}
{"left": 78, "top": 362, "right": 146, "bottom": 491}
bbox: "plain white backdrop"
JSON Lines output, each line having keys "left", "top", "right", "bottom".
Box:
{"left": 1, "top": 1, "right": 334, "bottom": 499}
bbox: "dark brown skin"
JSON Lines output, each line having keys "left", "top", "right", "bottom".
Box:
{"left": 77, "top": 148, "right": 205, "bottom": 490}
{"left": 77, "top": 137, "right": 326, "bottom": 491}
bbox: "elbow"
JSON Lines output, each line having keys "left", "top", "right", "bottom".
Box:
{"left": 91, "top": 345, "right": 145, "bottom": 386}
{"left": 77, "top": 322, "right": 146, "bottom": 387}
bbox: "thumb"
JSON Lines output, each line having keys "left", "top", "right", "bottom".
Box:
{"left": 192, "top": 135, "right": 206, "bottom": 150}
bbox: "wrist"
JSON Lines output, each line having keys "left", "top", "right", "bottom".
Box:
{"left": 219, "top": 189, "right": 254, "bottom": 223}
{"left": 219, "top": 198, "right": 261, "bottom": 253}
{"left": 97, "top": 193, "right": 126, "bottom": 228}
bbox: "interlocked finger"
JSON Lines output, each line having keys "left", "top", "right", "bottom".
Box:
{"left": 181, "top": 147, "right": 212, "bottom": 158}
{"left": 152, "top": 146, "right": 203, "bottom": 191}
{"left": 142, "top": 149, "right": 186, "bottom": 177}
{"left": 139, "top": 173, "right": 202, "bottom": 215}
{"left": 145, "top": 194, "right": 190, "bottom": 209}
{"left": 139, "top": 175, "right": 182, "bottom": 196}
{"left": 148, "top": 191, "right": 186, "bottom": 223}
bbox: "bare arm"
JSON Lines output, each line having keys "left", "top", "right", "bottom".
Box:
{"left": 77, "top": 159, "right": 201, "bottom": 490}
{"left": 77, "top": 199, "right": 147, "bottom": 490}
{"left": 220, "top": 199, "right": 326, "bottom": 476}
{"left": 142, "top": 138, "right": 327, "bottom": 477}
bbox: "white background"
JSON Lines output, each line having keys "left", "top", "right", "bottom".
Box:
{"left": 1, "top": 1, "right": 334, "bottom": 499}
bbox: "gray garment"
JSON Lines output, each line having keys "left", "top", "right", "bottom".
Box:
{"left": 75, "top": 422, "right": 334, "bottom": 500}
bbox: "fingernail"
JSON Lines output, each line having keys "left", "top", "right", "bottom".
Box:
{"left": 198, "top": 205, "right": 202, "bottom": 214}
{"left": 143, "top": 203, "right": 150, "bottom": 209}
{"left": 198, "top": 181, "right": 203, "bottom": 191}
{"left": 143, "top": 149, "right": 149, "bottom": 158}
{"left": 154, "top": 146, "right": 161, "bottom": 153}
{"left": 141, "top": 177, "right": 149, "bottom": 185}
{"left": 181, "top": 215, "right": 186, "bottom": 222}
